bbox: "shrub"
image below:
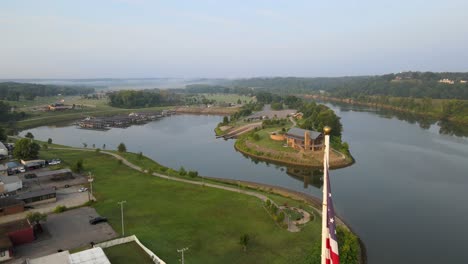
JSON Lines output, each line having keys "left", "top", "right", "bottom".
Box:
{"left": 179, "top": 166, "right": 187, "bottom": 176}
{"left": 188, "top": 171, "right": 198, "bottom": 178}
{"left": 71, "top": 159, "right": 84, "bottom": 173}
{"left": 47, "top": 138, "right": 53, "bottom": 144}
{"left": 159, "top": 167, "right": 168, "bottom": 172}
{"left": 54, "top": 205, "right": 67, "bottom": 213}
{"left": 277, "top": 211, "right": 285, "bottom": 223}
{"left": 95, "top": 148, "right": 101, "bottom": 153}
{"left": 117, "top": 142, "right": 127, "bottom": 153}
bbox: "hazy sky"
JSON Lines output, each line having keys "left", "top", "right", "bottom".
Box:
{"left": 1, "top": 0, "right": 468, "bottom": 78}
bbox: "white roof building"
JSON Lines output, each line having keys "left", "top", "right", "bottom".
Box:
{"left": 0, "top": 175, "right": 22, "bottom": 193}
{"left": 27, "top": 247, "right": 111, "bottom": 264}
{"left": 0, "top": 142, "right": 7, "bottom": 156}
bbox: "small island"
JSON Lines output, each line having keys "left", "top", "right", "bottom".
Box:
{"left": 216, "top": 97, "right": 354, "bottom": 168}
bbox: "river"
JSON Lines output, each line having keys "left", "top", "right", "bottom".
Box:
{"left": 21, "top": 104, "right": 468, "bottom": 264}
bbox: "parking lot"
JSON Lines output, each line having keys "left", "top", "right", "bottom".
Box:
{"left": 13, "top": 207, "right": 118, "bottom": 260}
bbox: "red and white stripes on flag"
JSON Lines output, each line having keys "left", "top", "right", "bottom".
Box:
{"left": 322, "top": 132, "right": 340, "bottom": 264}
{"left": 324, "top": 168, "right": 340, "bottom": 264}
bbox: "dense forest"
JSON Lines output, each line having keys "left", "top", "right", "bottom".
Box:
{"left": 0, "top": 82, "right": 94, "bottom": 101}
{"left": 108, "top": 89, "right": 183, "bottom": 108}
{"left": 222, "top": 72, "right": 468, "bottom": 100}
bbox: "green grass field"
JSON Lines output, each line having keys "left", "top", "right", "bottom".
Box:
{"left": 39, "top": 148, "right": 322, "bottom": 264}
{"left": 202, "top": 93, "right": 255, "bottom": 104}
{"left": 254, "top": 127, "right": 296, "bottom": 153}
{"left": 103, "top": 242, "right": 154, "bottom": 264}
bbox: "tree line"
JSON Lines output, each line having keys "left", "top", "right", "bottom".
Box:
{"left": 220, "top": 72, "right": 468, "bottom": 100}
{"left": 108, "top": 89, "right": 183, "bottom": 108}
{"left": 0, "top": 82, "right": 94, "bottom": 101}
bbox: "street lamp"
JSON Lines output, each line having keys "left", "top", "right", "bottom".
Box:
{"left": 177, "top": 247, "right": 189, "bottom": 264}
{"left": 118, "top": 201, "right": 127, "bottom": 236}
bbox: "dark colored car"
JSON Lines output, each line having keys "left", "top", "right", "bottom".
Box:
{"left": 89, "top": 217, "right": 108, "bottom": 225}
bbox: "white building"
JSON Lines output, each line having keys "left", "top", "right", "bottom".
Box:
{"left": 0, "top": 176, "right": 22, "bottom": 193}
{"left": 27, "top": 247, "right": 111, "bottom": 264}
{"left": 0, "top": 142, "right": 7, "bottom": 157}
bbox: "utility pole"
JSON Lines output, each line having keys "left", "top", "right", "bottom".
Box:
{"left": 118, "top": 201, "right": 127, "bottom": 236}
{"left": 177, "top": 247, "right": 189, "bottom": 264}
{"left": 88, "top": 172, "right": 94, "bottom": 202}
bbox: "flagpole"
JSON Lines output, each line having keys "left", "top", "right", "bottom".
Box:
{"left": 321, "top": 126, "right": 331, "bottom": 264}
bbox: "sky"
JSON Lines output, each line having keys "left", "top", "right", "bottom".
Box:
{"left": 1, "top": 0, "right": 468, "bottom": 78}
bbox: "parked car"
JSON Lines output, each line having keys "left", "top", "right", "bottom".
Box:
{"left": 18, "top": 167, "right": 26, "bottom": 173}
{"left": 48, "top": 160, "right": 61, "bottom": 165}
{"left": 79, "top": 187, "right": 88, "bottom": 192}
{"left": 89, "top": 217, "right": 108, "bottom": 225}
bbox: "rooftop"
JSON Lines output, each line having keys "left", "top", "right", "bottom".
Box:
{"left": 16, "top": 188, "right": 55, "bottom": 200}
{"left": 27, "top": 247, "right": 111, "bottom": 264}
{"left": 0, "top": 175, "right": 21, "bottom": 184}
{"left": 286, "top": 127, "right": 322, "bottom": 140}
{"left": 35, "top": 169, "right": 72, "bottom": 178}
{"left": 0, "top": 219, "right": 32, "bottom": 236}
{"left": 0, "top": 197, "right": 24, "bottom": 208}
{"left": 0, "top": 235, "right": 13, "bottom": 250}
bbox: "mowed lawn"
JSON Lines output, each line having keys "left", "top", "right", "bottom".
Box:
{"left": 40, "top": 149, "right": 321, "bottom": 264}
{"left": 103, "top": 242, "right": 154, "bottom": 264}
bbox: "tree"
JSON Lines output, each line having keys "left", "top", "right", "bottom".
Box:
{"left": 117, "top": 142, "right": 127, "bottom": 152}
{"left": 138, "top": 152, "right": 143, "bottom": 160}
{"left": 237, "top": 98, "right": 242, "bottom": 104}
{"left": 239, "top": 234, "right": 250, "bottom": 252}
{"left": 13, "top": 138, "right": 40, "bottom": 159}
{"left": 25, "top": 132, "right": 34, "bottom": 140}
{"left": 223, "top": 116, "right": 229, "bottom": 124}
{"left": 72, "top": 159, "right": 84, "bottom": 173}
{"left": 26, "top": 212, "right": 47, "bottom": 233}
{"left": 82, "top": 143, "right": 87, "bottom": 148}
{"left": 47, "top": 138, "right": 53, "bottom": 144}
{"left": 179, "top": 166, "right": 187, "bottom": 176}
{"left": 0, "top": 127, "right": 6, "bottom": 141}
{"left": 102, "top": 143, "right": 106, "bottom": 150}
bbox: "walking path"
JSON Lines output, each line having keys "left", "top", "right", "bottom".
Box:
{"left": 49, "top": 147, "right": 311, "bottom": 232}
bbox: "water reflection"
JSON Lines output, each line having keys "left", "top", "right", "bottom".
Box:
{"left": 325, "top": 101, "right": 468, "bottom": 138}
{"left": 286, "top": 167, "right": 323, "bottom": 189}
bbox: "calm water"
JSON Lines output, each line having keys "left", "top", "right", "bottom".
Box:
{"left": 21, "top": 105, "right": 468, "bottom": 264}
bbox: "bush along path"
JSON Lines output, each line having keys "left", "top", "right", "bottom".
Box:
{"left": 50, "top": 147, "right": 311, "bottom": 232}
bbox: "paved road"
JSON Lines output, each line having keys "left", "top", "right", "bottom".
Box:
{"left": 8, "top": 207, "right": 117, "bottom": 263}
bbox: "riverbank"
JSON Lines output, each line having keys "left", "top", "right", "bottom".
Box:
{"left": 33, "top": 145, "right": 363, "bottom": 263}
{"left": 308, "top": 95, "right": 468, "bottom": 125}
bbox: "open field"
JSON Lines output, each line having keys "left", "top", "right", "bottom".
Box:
{"left": 38, "top": 148, "right": 323, "bottom": 264}
{"left": 103, "top": 242, "right": 154, "bottom": 264}
{"left": 201, "top": 93, "right": 255, "bottom": 104}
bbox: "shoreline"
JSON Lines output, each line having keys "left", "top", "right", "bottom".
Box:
{"left": 309, "top": 95, "right": 468, "bottom": 125}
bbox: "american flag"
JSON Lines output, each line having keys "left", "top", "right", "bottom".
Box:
{"left": 324, "top": 168, "right": 340, "bottom": 264}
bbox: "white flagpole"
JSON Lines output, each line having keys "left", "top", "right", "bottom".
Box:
{"left": 321, "top": 126, "right": 331, "bottom": 264}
